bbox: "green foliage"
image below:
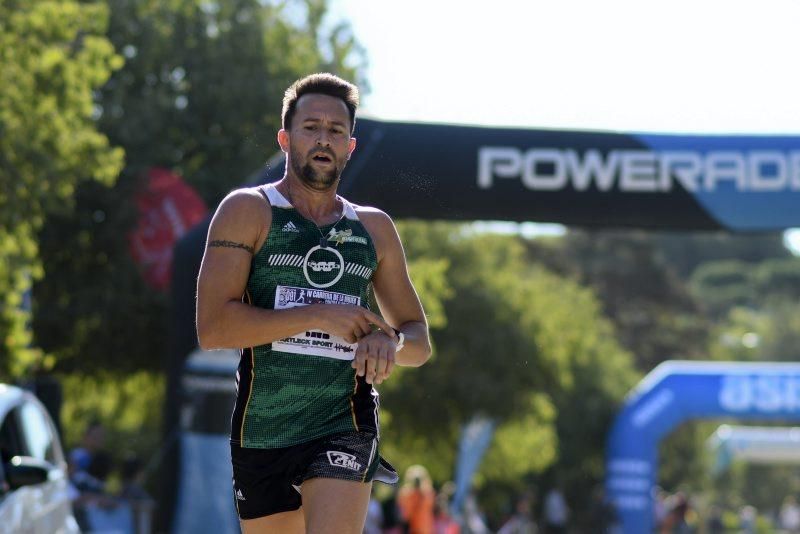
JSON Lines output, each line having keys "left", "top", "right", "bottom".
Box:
{"left": 691, "top": 257, "right": 800, "bottom": 316}
{"left": 707, "top": 307, "right": 768, "bottom": 361}
{"left": 558, "top": 231, "right": 710, "bottom": 372}
{"left": 385, "top": 222, "right": 638, "bottom": 509}
{"left": 712, "top": 462, "right": 800, "bottom": 530}
{"left": 652, "top": 232, "right": 790, "bottom": 279}
{"left": 691, "top": 260, "right": 755, "bottom": 316}
{"left": 710, "top": 303, "right": 800, "bottom": 362}
{"left": 695, "top": 257, "right": 800, "bottom": 363}
{"left": 658, "top": 420, "right": 716, "bottom": 494}
{"left": 754, "top": 258, "right": 800, "bottom": 303}
{"left": 757, "top": 302, "right": 800, "bottom": 361}
{"left": 33, "top": 0, "right": 365, "bottom": 374}
{"left": 60, "top": 371, "right": 165, "bottom": 454}
{"left": 33, "top": 179, "right": 168, "bottom": 372}
{"left": 481, "top": 394, "right": 557, "bottom": 481}
{"left": 98, "top": 0, "right": 364, "bottom": 204}
{"left": 0, "top": 0, "right": 124, "bottom": 378}
{"left": 406, "top": 256, "right": 452, "bottom": 330}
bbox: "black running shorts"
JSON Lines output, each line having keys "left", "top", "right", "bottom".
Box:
{"left": 231, "top": 431, "right": 398, "bottom": 520}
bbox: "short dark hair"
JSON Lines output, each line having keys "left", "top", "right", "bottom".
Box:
{"left": 282, "top": 73, "right": 359, "bottom": 134}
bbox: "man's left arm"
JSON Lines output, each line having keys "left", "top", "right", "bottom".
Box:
{"left": 355, "top": 209, "right": 432, "bottom": 383}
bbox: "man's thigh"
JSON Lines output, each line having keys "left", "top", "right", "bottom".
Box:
{"left": 240, "top": 509, "right": 304, "bottom": 534}
{"left": 231, "top": 443, "right": 310, "bottom": 524}
{"left": 301, "top": 478, "right": 372, "bottom": 534}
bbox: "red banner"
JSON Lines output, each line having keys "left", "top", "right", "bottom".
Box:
{"left": 128, "top": 168, "right": 208, "bottom": 290}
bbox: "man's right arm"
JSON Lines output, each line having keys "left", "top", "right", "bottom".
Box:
{"left": 196, "top": 188, "right": 394, "bottom": 350}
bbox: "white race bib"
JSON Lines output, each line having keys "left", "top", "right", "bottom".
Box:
{"left": 272, "top": 285, "right": 360, "bottom": 360}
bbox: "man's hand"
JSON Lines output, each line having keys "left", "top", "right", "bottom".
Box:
{"left": 352, "top": 330, "right": 398, "bottom": 385}
{"left": 313, "top": 304, "right": 395, "bottom": 345}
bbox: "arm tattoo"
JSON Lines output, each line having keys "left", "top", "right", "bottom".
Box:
{"left": 208, "top": 240, "right": 255, "bottom": 254}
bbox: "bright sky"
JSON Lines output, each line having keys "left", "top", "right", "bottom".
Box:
{"left": 327, "top": 0, "right": 800, "bottom": 251}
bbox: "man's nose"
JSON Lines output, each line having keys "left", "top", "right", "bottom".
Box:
{"left": 316, "top": 130, "right": 331, "bottom": 147}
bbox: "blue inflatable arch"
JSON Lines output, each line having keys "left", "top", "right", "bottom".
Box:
{"left": 606, "top": 361, "right": 800, "bottom": 533}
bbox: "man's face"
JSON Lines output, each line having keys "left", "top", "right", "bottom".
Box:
{"left": 283, "top": 93, "right": 356, "bottom": 191}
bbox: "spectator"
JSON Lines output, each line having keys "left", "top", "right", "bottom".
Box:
{"left": 780, "top": 495, "right": 800, "bottom": 533}
{"left": 660, "top": 492, "right": 692, "bottom": 534}
{"left": 398, "top": 464, "right": 436, "bottom": 534}
{"left": 71, "top": 450, "right": 118, "bottom": 531}
{"left": 434, "top": 492, "right": 460, "bottom": 534}
{"left": 587, "top": 485, "right": 618, "bottom": 534}
{"left": 497, "top": 491, "right": 537, "bottom": 534}
{"left": 460, "top": 493, "right": 489, "bottom": 534}
{"left": 543, "top": 485, "right": 569, "bottom": 534}
{"left": 120, "top": 453, "right": 155, "bottom": 534}
{"left": 739, "top": 505, "right": 757, "bottom": 534}
{"left": 705, "top": 505, "right": 724, "bottom": 534}
{"left": 380, "top": 485, "right": 405, "bottom": 534}
{"left": 653, "top": 487, "right": 669, "bottom": 531}
{"left": 119, "top": 453, "right": 150, "bottom": 501}
{"left": 69, "top": 421, "right": 106, "bottom": 473}
{"left": 363, "top": 485, "right": 383, "bottom": 534}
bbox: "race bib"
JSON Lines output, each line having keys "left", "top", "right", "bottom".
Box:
{"left": 272, "top": 285, "right": 360, "bottom": 360}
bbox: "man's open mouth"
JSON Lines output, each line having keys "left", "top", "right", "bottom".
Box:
{"left": 312, "top": 153, "right": 333, "bottom": 163}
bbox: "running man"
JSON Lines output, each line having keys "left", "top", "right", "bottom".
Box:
{"left": 196, "top": 73, "right": 432, "bottom": 534}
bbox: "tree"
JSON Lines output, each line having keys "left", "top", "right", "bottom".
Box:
{"left": 652, "top": 232, "right": 790, "bottom": 279}
{"left": 693, "top": 257, "right": 800, "bottom": 363}
{"left": 0, "top": 0, "right": 124, "bottom": 378}
{"left": 381, "top": 223, "right": 638, "bottom": 518}
{"left": 33, "top": 0, "right": 365, "bottom": 372}
{"left": 97, "top": 0, "right": 365, "bottom": 204}
{"left": 558, "top": 231, "right": 710, "bottom": 372}
{"left": 690, "top": 260, "right": 755, "bottom": 318}
{"left": 754, "top": 258, "right": 800, "bottom": 304}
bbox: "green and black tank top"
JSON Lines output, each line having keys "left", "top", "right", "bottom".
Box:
{"left": 231, "top": 183, "right": 381, "bottom": 448}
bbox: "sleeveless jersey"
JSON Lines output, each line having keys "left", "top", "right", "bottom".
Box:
{"left": 231, "top": 183, "right": 381, "bottom": 448}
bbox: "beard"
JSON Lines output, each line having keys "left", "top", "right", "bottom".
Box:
{"left": 289, "top": 145, "right": 344, "bottom": 191}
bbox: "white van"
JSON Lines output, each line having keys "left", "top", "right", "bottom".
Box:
{"left": 0, "top": 383, "right": 79, "bottom": 533}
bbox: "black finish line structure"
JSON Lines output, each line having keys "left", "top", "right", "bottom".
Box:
{"left": 166, "top": 117, "right": 800, "bottom": 531}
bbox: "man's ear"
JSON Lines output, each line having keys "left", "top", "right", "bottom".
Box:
{"left": 277, "top": 129, "right": 289, "bottom": 153}
{"left": 347, "top": 137, "right": 357, "bottom": 160}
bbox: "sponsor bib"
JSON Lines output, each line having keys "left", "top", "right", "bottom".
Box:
{"left": 272, "top": 285, "right": 359, "bottom": 360}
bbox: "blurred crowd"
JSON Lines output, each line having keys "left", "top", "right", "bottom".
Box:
{"left": 68, "top": 426, "right": 800, "bottom": 534}
{"left": 67, "top": 422, "right": 154, "bottom": 534}
{"left": 655, "top": 487, "right": 800, "bottom": 533}
{"left": 362, "top": 465, "right": 618, "bottom": 534}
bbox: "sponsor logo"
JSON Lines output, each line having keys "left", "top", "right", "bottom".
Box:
{"left": 282, "top": 221, "right": 300, "bottom": 232}
{"left": 308, "top": 261, "right": 338, "bottom": 272}
{"left": 327, "top": 228, "right": 367, "bottom": 246}
{"left": 235, "top": 489, "right": 246, "bottom": 501}
{"left": 326, "top": 451, "right": 362, "bottom": 472}
{"left": 303, "top": 246, "right": 344, "bottom": 288}
{"left": 631, "top": 389, "right": 674, "bottom": 428}
{"left": 327, "top": 228, "right": 352, "bottom": 245}
{"left": 478, "top": 146, "right": 800, "bottom": 193}
{"left": 719, "top": 374, "right": 800, "bottom": 412}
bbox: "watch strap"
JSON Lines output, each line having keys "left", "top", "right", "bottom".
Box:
{"left": 392, "top": 328, "right": 405, "bottom": 352}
